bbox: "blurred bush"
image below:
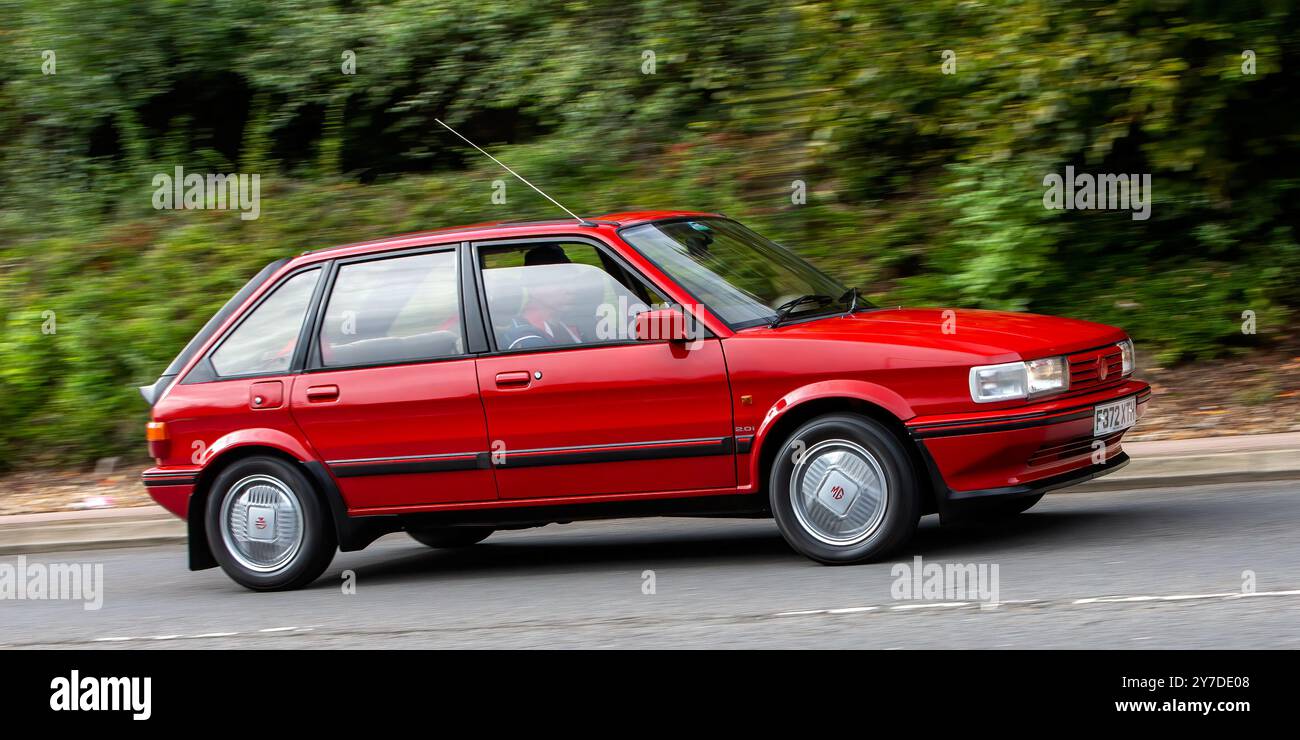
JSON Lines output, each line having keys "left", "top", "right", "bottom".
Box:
{"left": 1, "top": 0, "right": 1298, "bottom": 469}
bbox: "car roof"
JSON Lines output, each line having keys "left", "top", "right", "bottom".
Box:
{"left": 292, "top": 209, "right": 721, "bottom": 265}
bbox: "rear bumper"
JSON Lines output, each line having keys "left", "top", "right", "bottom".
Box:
{"left": 141, "top": 468, "right": 199, "bottom": 519}
{"left": 907, "top": 379, "right": 1149, "bottom": 497}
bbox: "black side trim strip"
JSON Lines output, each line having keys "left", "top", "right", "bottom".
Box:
{"left": 909, "top": 390, "right": 1143, "bottom": 432}
{"left": 330, "top": 454, "right": 487, "bottom": 478}
{"left": 142, "top": 475, "right": 197, "bottom": 487}
{"left": 499, "top": 437, "right": 734, "bottom": 469}
{"left": 913, "top": 410, "right": 1095, "bottom": 439}
{"left": 735, "top": 436, "right": 754, "bottom": 454}
{"left": 323, "top": 438, "right": 741, "bottom": 478}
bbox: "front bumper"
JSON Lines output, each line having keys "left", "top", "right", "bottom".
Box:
{"left": 907, "top": 379, "right": 1149, "bottom": 497}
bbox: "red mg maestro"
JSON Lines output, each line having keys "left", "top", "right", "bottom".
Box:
{"left": 140, "top": 211, "right": 1148, "bottom": 590}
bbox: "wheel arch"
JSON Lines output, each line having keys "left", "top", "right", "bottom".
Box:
{"left": 186, "top": 438, "right": 358, "bottom": 570}
{"left": 750, "top": 382, "right": 937, "bottom": 514}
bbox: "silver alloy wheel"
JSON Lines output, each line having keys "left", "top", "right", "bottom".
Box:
{"left": 219, "top": 474, "right": 305, "bottom": 573}
{"left": 789, "top": 438, "right": 889, "bottom": 546}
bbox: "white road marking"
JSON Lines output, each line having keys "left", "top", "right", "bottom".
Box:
{"left": 1073, "top": 595, "right": 1165, "bottom": 604}
{"left": 88, "top": 626, "right": 315, "bottom": 643}
{"left": 76, "top": 587, "right": 1300, "bottom": 643}
{"left": 1227, "top": 589, "right": 1300, "bottom": 599}
{"left": 775, "top": 588, "right": 1300, "bottom": 618}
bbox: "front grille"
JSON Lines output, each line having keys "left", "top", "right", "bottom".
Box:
{"left": 1027, "top": 431, "right": 1124, "bottom": 467}
{"left": 1067, "top": 345, "right": 1124, "bottom": 393}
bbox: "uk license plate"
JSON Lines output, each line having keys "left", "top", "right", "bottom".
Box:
{"left": 1093, "top": 397, "right": 1137, "bottom": 437}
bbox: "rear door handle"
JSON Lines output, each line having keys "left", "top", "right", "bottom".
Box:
{"left": 305, "top": 384, "right": 339, "bottom": 402}
{"left": 495, "top": 371, "right": 531, "bottom": 388}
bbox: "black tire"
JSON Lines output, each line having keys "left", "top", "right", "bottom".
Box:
{"left": 769, "top": 414, "right": 919, "bottom": 564}
{"left": 204, "top": 456, "right": 336, "bottom": 591}
{"left": 407, "top": 526, "right": 494, "bottom": 549}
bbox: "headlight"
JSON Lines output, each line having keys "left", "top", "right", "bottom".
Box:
{"left": 970, "top": 357, "right": 1068, "bottom": 403}
{"left": 1117, "top": 338, "right": 1135, "bottom": 375}
{"left": 969, "top": 361, "right": 1027, "bottom": 403}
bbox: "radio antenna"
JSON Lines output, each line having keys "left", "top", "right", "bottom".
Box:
{"left": 435, "top": 118, "right": 597, "bottom": 227}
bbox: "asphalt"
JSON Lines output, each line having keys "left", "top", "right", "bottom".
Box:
{"left": 2, "top": 479, "right": 1298, "bottom": 649}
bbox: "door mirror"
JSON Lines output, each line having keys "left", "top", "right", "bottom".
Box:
{"left": 635, "top": 308, "right": 692, "bottom": 342}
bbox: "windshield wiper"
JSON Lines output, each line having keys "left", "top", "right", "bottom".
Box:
{"left": 770, "top": 293, "right": 834, "bottom": 328}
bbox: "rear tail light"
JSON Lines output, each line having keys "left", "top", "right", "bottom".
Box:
{"left": 146, "top": 421, "right": 170, "bottom": 460}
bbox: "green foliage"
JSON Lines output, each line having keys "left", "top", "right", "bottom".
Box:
{"left": 1, "top": 0, "right": 1298, "bottom": 469}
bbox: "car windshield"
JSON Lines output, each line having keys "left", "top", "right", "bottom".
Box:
{"left": 620, "top": 218, "right": 861, "bottom": 328}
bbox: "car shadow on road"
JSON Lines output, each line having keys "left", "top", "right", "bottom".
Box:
{"left": 319, "top": 505, "right": 1132, "bottom": 589}
{"left": 323, "top": 522, "right": 794, "bottom": 587}
{"left": 907, "top": 509, "right": 1119, "bottom": 557}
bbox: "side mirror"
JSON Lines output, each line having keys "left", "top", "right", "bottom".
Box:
{"left": 635, "top": 308, "right": 692, "bottom": 342}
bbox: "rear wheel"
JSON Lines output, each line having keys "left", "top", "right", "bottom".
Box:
{"left": 407, "top": 526, "right": 494, "bottom": 549}
{"left": 205, "top": 456, "right": 336, "bottom": 591}
{"left": 769, "top": 414, "right": 919, "bottom": 564}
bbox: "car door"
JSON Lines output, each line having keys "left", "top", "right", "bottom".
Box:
{"left": 471, "top": 237, "right": 736, "bottom": 500}
{"left": 289, "top": 245, "right": 497, "bottom": 512}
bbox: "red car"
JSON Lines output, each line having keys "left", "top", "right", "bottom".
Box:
{"left": 140, "top": 211, "right": 1148, "bottom": 590}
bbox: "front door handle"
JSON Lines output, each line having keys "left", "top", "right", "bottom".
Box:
{"left": 495, "top": 371, "right": 532, "bottom": 388}
{"left": 305, "top": 384, "right": 339, "bottom": 402}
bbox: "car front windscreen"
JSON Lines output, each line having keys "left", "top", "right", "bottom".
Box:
{"left": 619, "top": 218, "right": 853, "bottom": 328}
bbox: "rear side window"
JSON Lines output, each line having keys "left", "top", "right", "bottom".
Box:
{"left": 211, "top": 269, "right": 320, "bottom": 377}
{"left": 319, "top": 250, "right": 462, "bottom": 367}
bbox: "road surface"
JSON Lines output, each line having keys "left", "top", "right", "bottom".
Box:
{"left": 3, "top": 480, "right": 1298, "bottom": 649}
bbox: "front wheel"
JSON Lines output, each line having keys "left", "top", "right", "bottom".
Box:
{"left": 769, "top": 414, "right": 919, "bottom": 564}
{"left": 205, "top": 456, "right": 336, "bottom": 591}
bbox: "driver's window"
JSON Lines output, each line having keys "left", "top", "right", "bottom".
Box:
{"left": 478, "top": 242, "right": 666, "bottom": 351}
{"left": 211, "top": 268, "right": 320, "bottom": 377}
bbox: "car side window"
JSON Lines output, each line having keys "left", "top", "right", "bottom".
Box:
{"left": 478, "top": 241, "right": 669, "bottom": 351}
{"left": 211, "top": 268, "right": 320, "bottom": 377}
{"left": 319, "top": 250, "right": 462, "bottom": 367}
